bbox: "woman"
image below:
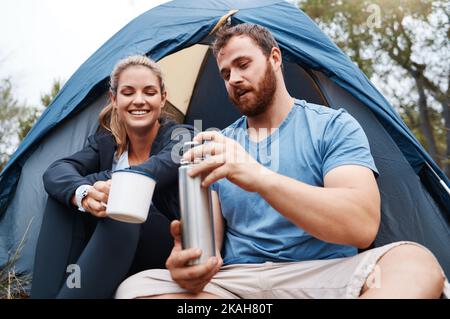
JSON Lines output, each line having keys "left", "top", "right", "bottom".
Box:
{"left": 31, "top": 55, "right": 193, "bottom": 298}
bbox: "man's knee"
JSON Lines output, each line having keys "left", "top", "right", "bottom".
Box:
{"left": 148, "top": 292, "right": 221, "bottom": 299}
{"left": 381, "top": 244, "right": 444, "bottom": 296}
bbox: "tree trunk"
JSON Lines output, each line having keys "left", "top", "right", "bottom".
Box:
{"left": 414, "top": 74, "right": 441, "bottom": 167}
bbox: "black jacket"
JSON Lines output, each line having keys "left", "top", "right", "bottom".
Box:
{"left": 43, "top": 119, "right": 194, "bottom": 220}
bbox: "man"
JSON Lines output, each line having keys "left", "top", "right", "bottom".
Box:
{"left": 116, "top": 24, "right": 448, "bottom": 299}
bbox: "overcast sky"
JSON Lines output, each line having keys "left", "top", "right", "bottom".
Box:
{"left": 0, "top": 0, "right": 170, "bottom": 107}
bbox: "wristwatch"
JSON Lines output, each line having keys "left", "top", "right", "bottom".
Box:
{"left": 75, "top": 185, "right": 92, "bottom": 212}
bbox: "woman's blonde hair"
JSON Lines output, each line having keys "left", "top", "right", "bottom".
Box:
{"left": 98, "top": 55, "right": 166, "bottom": 157}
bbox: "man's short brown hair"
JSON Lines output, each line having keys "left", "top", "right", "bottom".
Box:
{"left": 212, "top": 23, "right": 280, "bottom": 58}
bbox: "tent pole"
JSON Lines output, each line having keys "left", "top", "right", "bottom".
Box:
{"left": 209, "top": 9, "right": 239, "bottom": 35}
{"left": 425, "top": 162, "right": 450, "bottom": 195}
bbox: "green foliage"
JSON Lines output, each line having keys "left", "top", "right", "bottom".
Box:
{"left": 299, "top": 0, "right": 449, "bottom": 174}
{"left": 0, "top": 79, "right": 22, "bottom": 171}
{"left": 0, "top": 78, "right": 63, "bottom": 172}
{"left": 298, "top": 0, "right": 433, "bottom": 76}
{"left": 17, "top": 107, "right": 40, "bottom": 142}
{"left": 16, "top": 79, "right": 64, "bottom": 143}
{"left": 41, "top": 79, "right": 62, "bottom": 107}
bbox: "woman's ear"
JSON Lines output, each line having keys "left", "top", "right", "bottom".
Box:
{"left": 161, "top": 90, "right": 167, "bottom": 107}
{"left": 109, "top": 90, "right": 116, "bottom": 106}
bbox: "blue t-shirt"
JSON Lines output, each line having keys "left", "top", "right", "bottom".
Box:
{"left": 211, "top": 99, "right": 378, "bottom": 265}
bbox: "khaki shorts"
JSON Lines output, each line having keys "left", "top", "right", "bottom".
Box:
{"left": 115, "top": 241, "right": 450, "bottom": 299}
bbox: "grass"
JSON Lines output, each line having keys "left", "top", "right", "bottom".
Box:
{"left": 0, "top": 217, "right": 34, "bottom": 299}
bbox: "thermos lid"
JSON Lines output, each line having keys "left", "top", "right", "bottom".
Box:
{"left": 181, "top": 141, "right": 201, "bottom": 164}
{"left": 183, "top": 141, "right": 200, "bottom": 149}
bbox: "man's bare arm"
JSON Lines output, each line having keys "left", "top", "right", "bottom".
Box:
{"left": 257, "top": 165, "right": 380, "bottom": 248}
{"left": 184, "top": 132, "right": 380, "bottom": 249}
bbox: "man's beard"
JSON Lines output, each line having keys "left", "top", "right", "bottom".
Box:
{"left": 229, "top": 62, "right": 277, "bottom": 117}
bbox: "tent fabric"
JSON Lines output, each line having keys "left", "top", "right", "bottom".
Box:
{"left": 312, "top": 71, "right": 450, "bottom": 270}
{"left": 0, "top": 0, "right": 448, "bottom": 279}
{"left": 232, "top": 2, "right": 446, "bottom": 180}
{"left": 158, "top": 44, "right": 210, "bottom": 114}
{"left": 0, "top": 93, "right": 107, "bottom": 273}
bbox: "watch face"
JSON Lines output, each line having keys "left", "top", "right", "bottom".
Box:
{"left": 78, "top": 186, "right": 91, "bottom": 200}
{"left": 82, "top": 188, "right": 90, "bottom": 197}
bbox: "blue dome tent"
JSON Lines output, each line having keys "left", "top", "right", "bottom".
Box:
{"left": 0, "top": 0, "right": 449, "bottom": 282}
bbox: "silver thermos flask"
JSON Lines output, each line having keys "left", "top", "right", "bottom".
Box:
{"left": 179, "top": 141, "right": 216, "bottom": 265}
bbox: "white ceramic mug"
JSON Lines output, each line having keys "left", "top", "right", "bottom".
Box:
{"left": 106, "top": 169, "right": 156, "bottom": 224}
